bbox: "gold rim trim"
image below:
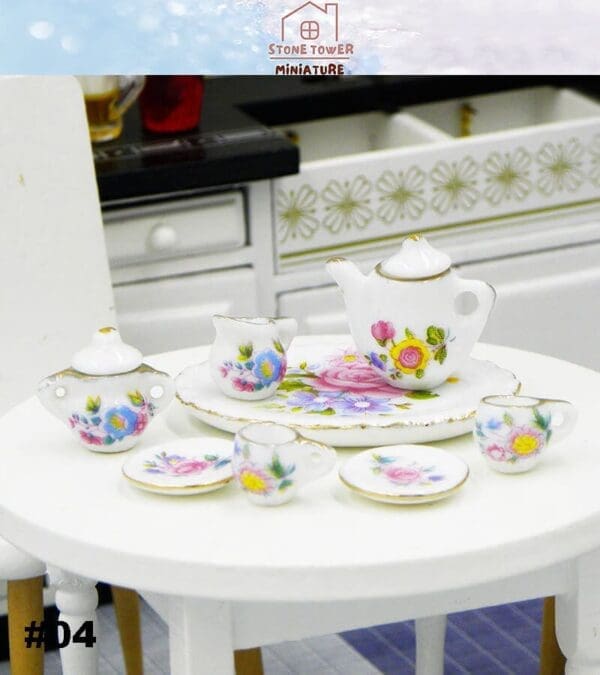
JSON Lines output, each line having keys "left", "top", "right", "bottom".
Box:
{"left": 338, "top": 467, "right": 470, "bottom": 504}
{"left": 48, "top": 363, "right": 169, "bottom": 380}
{"left": 176, "top": 363, "right": 521, "bottom": 432}
{"left": 374, "top": 263, "right": 451, "bottom": 282}
{"left": 122, "top": 468, "right": 233, "bottom": 493}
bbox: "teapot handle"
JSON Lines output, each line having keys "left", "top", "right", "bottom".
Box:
{"left": 454, "top": 278, "right": 496, "bottom": 331}
{"left": 37, "top": 375, "right": 69, "bottom": 420}
{"left": 143, "top": 368, "right": 175, "bottom": 415}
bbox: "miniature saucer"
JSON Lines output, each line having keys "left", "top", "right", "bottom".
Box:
{"left": 339, "top": 444, "right": 469, "bottom": 504}
{"left": 122, "top": 437, "right": 233, "bottom": 496}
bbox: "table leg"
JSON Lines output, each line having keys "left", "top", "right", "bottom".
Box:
{"left": 556, "top": 549, "right": 600, "bottom": 675}
{"left": 112, "top": 585, "right": 144, "bottom": 675}
{"left": 48, "top": 567, "right": 98, "bottom": 675}
{"left": 169, "top": 596, "right": 235, "bottom": 675}
{"left": 415, "top": 614, "right": 447, "bottom": 675}
{"left": 7, "top": 576, "right": 44, "bottom": 675}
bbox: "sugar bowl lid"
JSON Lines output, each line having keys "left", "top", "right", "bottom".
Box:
{"left": 378, "top": 234, "right": 451, "bottom": 280}
{"left": 71, "top": 327, "right": 143, "bottom": 375}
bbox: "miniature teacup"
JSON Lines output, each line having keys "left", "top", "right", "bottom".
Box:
{"left": 210, "top": 315, "right": 297, "bottom": 401}
{"left": 474, "top": 394, "right": 577, "bottom": 474}
{"left": 232, "top": 422, "right": 337, "bottom": 505}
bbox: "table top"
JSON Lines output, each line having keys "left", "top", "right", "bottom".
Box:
{"left": 0, "top": 340, "right": 598, "bottom": 603}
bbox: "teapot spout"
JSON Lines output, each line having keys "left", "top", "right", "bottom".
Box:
{"left": 326, "top": 257, "right": 366, "bottom": 297}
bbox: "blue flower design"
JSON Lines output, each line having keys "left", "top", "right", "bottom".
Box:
{"left": 287, "top": 391, "right": 338, "bottom": 412}
{"left": 486, "top": 418, "right": 503, "bottom": 430}
{"left": 369, "top": 351, "right": 385, "bottom": 370}
{"left": 334, "top": 394, "right": 395, "bottom": 416}
{"left": 253, "top": 349, "right": 283, "bottom": 386}
{"left": 103, "top": 406, "right": 138, "bottom": 440}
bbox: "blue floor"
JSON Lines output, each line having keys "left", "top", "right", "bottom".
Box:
{"left": 341, "top": 599, "right": 543, "bottom": 674}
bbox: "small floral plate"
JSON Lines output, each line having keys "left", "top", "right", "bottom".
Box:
{"left": 122, "top": 437, "right": 233, "bottom": 496}
{"left": 339, "top": 444, "right": 469, "bottom": 504}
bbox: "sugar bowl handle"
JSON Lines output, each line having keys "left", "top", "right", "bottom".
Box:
{"left": 143, "top": 368, "right": 175, "bottom": 415}
{"left": 37, "top": 374, "right": 69, "bottom": 420}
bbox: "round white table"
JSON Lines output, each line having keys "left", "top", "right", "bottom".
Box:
{"left": 1, "top": 342, "right": 599, "bottom": 674}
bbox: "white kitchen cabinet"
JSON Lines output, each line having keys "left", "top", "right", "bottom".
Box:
{"left": 278, "top": 284, "right": 346, "bottom": 334}
{"left": 114, "top": 267, "right": 258, "bottom": 355}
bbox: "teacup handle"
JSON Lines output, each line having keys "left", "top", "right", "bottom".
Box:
{"left": 143, "top": 369, "right": 175, "bottom": 415}
{"left": 543, "top": 399, "right": 578, "bottom": 444}
{"left": 294, "top": 437, "right": 337, "bottom": 483}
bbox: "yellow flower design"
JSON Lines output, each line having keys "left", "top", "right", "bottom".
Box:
{"left": 390, "top": 338, "right": 431, "bottom": 375}
{"left": 238, "top": 467, "right": 271, "bottom": 494}
{"left": 511, "top": 433, "right": 542, "bottom": 456}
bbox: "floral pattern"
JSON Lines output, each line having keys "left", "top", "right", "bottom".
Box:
{"left": 430, "top": 157, "right": 479, "bottom": 213}
{"left": 68, "top": 390, "right": 155, "bottom": 447}
{"left": 537, "top": 139, "right": 585, "bottom": 195}
{"left": 483, "top": 148, "right": 532, "bottom": 205}
{"left": 276, "top": 184, "right": 319, "bottom": 242}
{"left": 219, "top": 340, "right": 287, "bottom": 393}
{"left": 375, "top": 167, "right": 427, "bottom": 223}
{"left": 590, "top": 134, "right": 600, "bottom": 187}
{"left": 261, "top": 348, "right": 439, "bottom": 417}
{"left": 144, "top": 451, "right": 231, "bottom": 476}
{"left": 366, "top": 320, "right": 452, "bottom": 381}
{"left": 321, "top": 176, "right": 373, "bottom": 232}
{"left": 475, "top": 407, "right": 552, "bottom": 464}
{"left": 234, "top": 440, "right": 295, "bottom": 495}
{"left": 371, "top": 453, "right": 445, "bottom": 486}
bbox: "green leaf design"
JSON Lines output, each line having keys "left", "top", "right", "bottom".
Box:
{"left": 277, "top": 379, "right": 316, "bottom": 393}
{"left": 204, "top": 454, "right": 218, "bottom": 461}
{"left": 434, "top": 345, "right": 448, "bottom": 364}
{"left": 103, "top": 435, "right": 115, "bottom": 445}
{"left": 405, "top": 328, "right": 415, "bottom": 339}
{"left": 273, "top": 339, "right": 285, "bottom": 354}
{"left": 86, "top": 395, "right": 101, "bottom": 413}
{"left": 279, "top": 479, "right": 293, "bottom": 491}
{"left": 238, "top": 343, "right": 253, "bottom": 360}
{"left": 503, "top": 412, "right": 514, "bottom": 426}
{"left": 426, "top": 325, "right": 445, "bottom": 345}
{"left": 415, "top": 368, "right": 424, "bottom": 379}
{"left": 299, "top": 361, "right": 307, "bottom": 370}
{"left": 533, "top": 407, "right": 551, "bottom": 431}
{"left": 317, "top": 408, "right": 336, "bottom": 415}
{"left": 268, "top": 453, "right": 294, "bottom": 479}
{"left": 380, "top": 353, "right": 388, "bottom": 362}
{"left": 127, "top": 390, "right": 144, "bottom": 407}
{"left": 405, "top": 390, "right": 439, "bottom": 400}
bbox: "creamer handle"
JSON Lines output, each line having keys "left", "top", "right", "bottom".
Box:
{"left": 275, "top": 317, "right": 298, "bottom": 351}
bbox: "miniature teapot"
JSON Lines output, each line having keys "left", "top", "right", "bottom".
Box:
{"left": 326, "top": 235, "right": 496, "bottom": 390}
{"left": 38, "top": 327, "right": 175, "bottom": 452}
{"left": 210, "top": 315, "right": 297, "bottom": 400}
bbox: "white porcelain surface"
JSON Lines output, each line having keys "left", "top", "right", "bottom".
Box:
{"left": 209, "top": 316, "right": 297, "bottom": 401}
{"left": 475, "top": 394, "right": 577, "bottom": 474}
{"left": 326, "top": 236, "right": 496, "bottom": 389}
{"left": 233, "top": 423, "right": 336, "bottom": 506}
{"left": 71, "top": 327, "right": 143, "bottom": 375}
{"left": 339, "top": 444, "right": 469, "bottom": 504}
{"left": 122, "top": 437, "right": 233, "bottom": 496}
{"left": 177, "top": 335, "right": 519, "bottom": 447}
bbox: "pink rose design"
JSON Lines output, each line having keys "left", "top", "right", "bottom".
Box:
{"left": 398, "top": 346, "right": 422, "bottom": 369}
{"left": 80, "top": 431, "right": 103, "bottom": 446}
{"left": 314, "top": 350, "right": 404, "bottom": 396}
{"left": 219, "top": 365, "right": 229, "bottom": 378}
{"left": 232, "top": 378, "right": 255, "bottom": 392}
{"left": 133, "top": 412, "right": 148, "bottom": 436}
{"left": 171, "top": 459, "right": 210, "bottom": 475}
{"left": 484, "top": 444, "right": 510, "bottom": 462}
{"left": 371, "top": 320, "right": 396, "bottom": 341}
{"left": 384, "top": 465, "right": 423, "bottom": 484}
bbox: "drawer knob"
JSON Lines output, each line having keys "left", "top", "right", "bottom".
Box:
{"left": 148, "top": 224, "right": 178, "bottom": 251}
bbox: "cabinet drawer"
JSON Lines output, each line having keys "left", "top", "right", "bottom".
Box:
{"left": 278, "top": 285, "right": 347, "bottom": 335}
{"left": 114, "top": 267, "right": 258, "bottom": 355}
{"left": 104, "top": 191, "right": 246, "bottom": 267}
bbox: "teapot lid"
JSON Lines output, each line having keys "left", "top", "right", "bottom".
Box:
{"left": 378, "top": 234, "right": 451, "bottom": 280}
{"left": 71, "top": 327, "right": 143, "bottom": 375}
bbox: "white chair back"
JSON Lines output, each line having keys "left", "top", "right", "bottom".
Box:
{"left": 0, "top": 76, "right": 115, "bottom": 413}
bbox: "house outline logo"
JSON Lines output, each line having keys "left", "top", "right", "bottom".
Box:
{"left": 281, "top": 1, "right": 339, "bottom": 42}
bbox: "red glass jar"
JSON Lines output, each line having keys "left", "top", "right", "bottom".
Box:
{"left": 139, "top": 76, "right": 204, "bottom": 134}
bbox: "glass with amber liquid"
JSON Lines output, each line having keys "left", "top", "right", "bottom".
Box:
{"left": 77, "top": 76, "right": 145, "bottom": 143}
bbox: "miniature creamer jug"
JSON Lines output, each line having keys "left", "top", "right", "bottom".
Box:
{"left": 210, "top": 316, "right": 297, "bottom": 400}
{"left": 326, "top": 235, "right": 496, "bottom": 390}
{"left": 38, "top": 327, "right": 175, "bottom": 452}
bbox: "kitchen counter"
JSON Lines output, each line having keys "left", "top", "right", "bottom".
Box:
{"left": 96, "top": 75, "right": 600, "bottom": 206}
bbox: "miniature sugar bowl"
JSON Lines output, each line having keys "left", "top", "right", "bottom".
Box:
{"left": 38, "top": 327, "right": 175, "bottom": 453}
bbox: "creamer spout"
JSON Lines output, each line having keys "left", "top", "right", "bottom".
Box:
{"left": 326, "top": 257, "right": 366, "bottom": 296}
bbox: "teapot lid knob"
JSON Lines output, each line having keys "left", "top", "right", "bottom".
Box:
{"left": 71, "top": 327, "right": 143, "bottom": 375}
{"left": 379, "top": 234, "right": 451, "bottom": 280}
